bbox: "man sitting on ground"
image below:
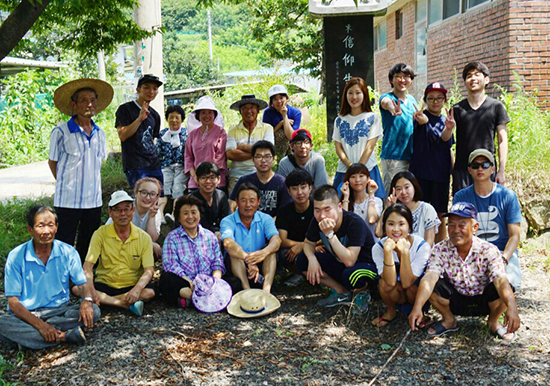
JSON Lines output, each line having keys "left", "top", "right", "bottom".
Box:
{"left": 229, "top": 140, "right": 291, "bottom": 217}
{"left": 0, "top": 206, "right": 100, "bottom": 349}
{"left": 409, "top": 202, "right": 520, "bottom": 340}
{"left": 276, "top": 169, "right": 315, "bottom": 287}
{"left": 453, "top": 149, "right": 522, "bottom": 291}
{"left": 221, "top": 183, "right": 281, "bottom": 293}
{"left": 74, "top": 191, "right": 156, "bottom": 316}
{"left": 190, "top": 161, "right": 232, "bottom": 241}
{"left": 278, "top": 129, "right": 328, "bottom": 188}
{"left": 296, "top": 185, "right": 377, "bottom": 315}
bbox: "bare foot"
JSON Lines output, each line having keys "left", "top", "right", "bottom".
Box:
{"left": 372, "top": 309, "right": 397, "bottom": 327}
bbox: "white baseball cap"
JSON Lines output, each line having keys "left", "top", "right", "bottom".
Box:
{"left": 268, "top": 85, "right": 288, "bottom": 99}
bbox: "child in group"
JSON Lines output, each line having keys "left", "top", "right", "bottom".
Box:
{"left": 379, "top": 63, "right": 417, "bottom": 194}
{"left": 372, "top": 203, "right": 431, "bottom": 327}
{"left": 340, "top": 163, "right": 383, "bottom": 241}
{"left": 332, "top": 77, "right": 385, "bottom": 200}
{"left": 410, "top": 82, "right": 454, "bottom": 243}
{"left": 377, "top": 171, "right": 440, "bottom": 247}
{"left": 157, "top": 105, "right": 188, "bottom": 215}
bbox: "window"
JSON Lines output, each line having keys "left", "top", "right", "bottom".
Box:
{"left": 416, "top": 0, "right": 427, "bottom": 22}
{"left": 467, "top": 0, "right": 490, "bottom": 9}
{"left": 428, "top": 0, "right": 491, "bottom": 25}
{"left": 374, "top": 20, "right": 387, "bottom": 51}
{"left": 395, "top": 10, "right": 403, "bottom": 40}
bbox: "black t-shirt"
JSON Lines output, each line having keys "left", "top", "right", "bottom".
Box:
{"left": 115, "top": 101, "right": 161, "bottom": 171}
{"left": 306, "top": 210, "right": 375, "bottom": 264}
{"left": 191, "top": 189, "right": 231, "bottom": 233}
{"left": 230, "top": 172, "right": 292, "bottom": 217}
{"left": 275, "top": 200, "right": 314, "bottom": 242}
{"left": 453, "top": 96, "right": 510, "bottom": 172}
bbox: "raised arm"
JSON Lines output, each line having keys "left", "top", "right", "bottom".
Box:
{"left": 117, "top": 102, "right": 150, "bottom": 142}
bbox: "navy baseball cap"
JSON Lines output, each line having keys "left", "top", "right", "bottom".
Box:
{"left": 137, "top": 74, "right": 163, "bottom": 87}
{"left": 443, "top": 202, "right": 478, "bottom": 221}
{"left": 424, "top": 82, "right": 447, "bottom": 98}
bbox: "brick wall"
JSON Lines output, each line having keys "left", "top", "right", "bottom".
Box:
{"left": 373, "top": 0, "right": 416, "bottom": 96}
{"left": 507, "top": 1, "right": 550, "bottom": 109}
{"left": 427, "top": 0, "right": 510, "bottom": 100}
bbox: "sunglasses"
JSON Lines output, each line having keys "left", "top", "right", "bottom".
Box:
{"left": 469, "top": 161, "right": 493, "bottom": 170}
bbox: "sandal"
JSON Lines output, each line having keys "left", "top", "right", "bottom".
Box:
{"left": 426, "top": 321, "right": 459, "bottom": 337}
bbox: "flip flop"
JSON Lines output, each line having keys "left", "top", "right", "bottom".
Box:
{"left": 426, "top": 321, "right": 459, "bottom": 338}
{"left": 492, "top": 326, "right": 517, "bottom": 342}
{"left": 372, "top": 316, "right": 396, "bottom": 327}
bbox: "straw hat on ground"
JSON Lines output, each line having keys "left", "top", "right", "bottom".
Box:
{"left": 54, "top": 78, "right": 114, "bottom": 117}
{"left": 227, "top": 289, "right": 280, "bottom": 318}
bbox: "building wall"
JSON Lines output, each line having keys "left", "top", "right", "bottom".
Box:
{"left": 507, "top": 0, "right": 550, "bottom": 109}
{"left": 373, "top": 0, "right": 416, "bottom": 97}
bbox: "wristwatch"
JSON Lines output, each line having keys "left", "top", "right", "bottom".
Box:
{"left": 83, "top": 297, "right": 93, "bottom": 303}
{"left": 326, "top": 231, "right": 335, "bottom": 240}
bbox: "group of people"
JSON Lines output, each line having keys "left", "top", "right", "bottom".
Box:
{"left": 0, "top": 60, "right": 522, "bottom": 350}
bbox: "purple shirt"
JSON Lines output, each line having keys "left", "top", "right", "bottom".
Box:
{"left": 162, "top": 224, "right": 225, "bottom": 280}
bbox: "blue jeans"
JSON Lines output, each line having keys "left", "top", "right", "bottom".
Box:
{"left": 0, "top": 302, "right": 100, "bottom": 349}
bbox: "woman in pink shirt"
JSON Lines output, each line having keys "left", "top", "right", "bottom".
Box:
{"left": 185, "top": 96, "right": 227, "bottom": 190}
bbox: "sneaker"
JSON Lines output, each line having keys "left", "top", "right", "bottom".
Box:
{"left": 164, "top": 213, "right": 175, "bottom": 227}
{"left": 178, "top": 297, "right": 189, "bottom": 309}
{"left": 317, "top": 289, "right": 352, "bottom": 308}
{"left": 129, "top": 300, "right": 144, "bottom": 316}
{"left": 284, "top": 274, "right": 305, "bottom": 287}
{"left": 351, "top": 292, "right": 371, "bottom": 316}
{"left": 65, "top": 327, "right": 86, "bottom": 345}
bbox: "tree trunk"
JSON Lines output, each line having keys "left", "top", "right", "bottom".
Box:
{"left": 0, "top": 0, "right": 52, "bottom": 61}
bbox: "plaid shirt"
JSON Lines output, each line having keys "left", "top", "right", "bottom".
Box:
{"left": 162, "top": 224, "right": 225, "bottom": 280}
{"left": 427, "top": 236, "right": 505, "bottom": 296}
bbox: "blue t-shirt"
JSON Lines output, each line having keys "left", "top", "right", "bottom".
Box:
{"left": 306, "top": 210, "right": 375, "bottom": 264}
{"left": 453, "top": 184, "right": 522, "bottom": 251}
{"left": 262, "top": 105, "right": 302, "bottom": 131}
{"left": 379, "top": 93, "right": 417, "bottom": 160}
{"left": 220, "top": 210, "right": 279, "bottom": 253}
{"left": 230, "top": 173, "right": 292, "bottom": 217}
{"left": 4, "top": 239, "right": 87, "bottom": 311}
{"left": 409, "top": 111, "right": 454, "bottom": 183}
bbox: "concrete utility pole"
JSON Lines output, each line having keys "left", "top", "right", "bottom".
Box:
{"left": 133, "top": 0, "right": 164, "bottom": 115}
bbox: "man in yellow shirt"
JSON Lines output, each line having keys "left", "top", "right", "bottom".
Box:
{"left": 73, "top": 191, "right": 156, "bottom": 316}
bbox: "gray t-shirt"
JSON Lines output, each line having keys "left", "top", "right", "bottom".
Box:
{"left": 278, "top": 151, "right": 328, "bottom": 187}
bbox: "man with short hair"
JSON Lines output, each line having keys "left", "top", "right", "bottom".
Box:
{"left": 75, "top": 191, "right": 156, "bottom": 316}
{"left": 190, "top": 161, "right": 232, "bottom": 239}
{"left": 446, "top": 61, "right": 510, "bottom": 193}
{"left": 221, "top": 183, "right": 281, "bottom": 293}
{"left": 278, "top": 129, "right": 328, "bottom": 188}
{"left": 454, "top": 149, "right": 522, "bottom": 290}
{"left": 379, "top": 63, "right": 417, "bottom": 193}
{"left": 276, "top": 169, "right": 315, "bottom": 287}
{"left": 0, "top": 206, "right": 100, "bottom": 349}
{"left": 229, "top": 140, "right": 291, "bottom": 217}
{"left": 409, "top": 202, "right": 520, "bottom": 340}
{"left": 49, "top": 78, "right": 113, "bottom": 261}
{"left": 296, "top": 185, "right": 377, "bottom": 315}
{"left": 115, "top": 74, "right": 164, "bottom": 189}
{"left": 226, "top": 95, "right": 274, "bottom": 193}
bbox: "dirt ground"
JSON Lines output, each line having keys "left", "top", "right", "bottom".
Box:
{"left": 1, "top": 237, "right": 549, "bottom": 386}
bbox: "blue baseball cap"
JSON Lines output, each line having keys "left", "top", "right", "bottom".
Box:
{"left": 443, "top": 202, "right": 478, "bottom": 220}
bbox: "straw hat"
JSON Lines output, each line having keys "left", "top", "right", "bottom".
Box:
{"left": 192, "top": 274, "right": 232, "bottom": 313}
{"left": 186, "top": 95, "right": 225, "bottom": 132}
{"left": 54, "top": 78, "right": 114, "bottom": 117}
{"left": 227, "top": 289, "right": 280, "bottom": 318}
{"left": 230, "top": 94, "right": 268, "bottom": 111}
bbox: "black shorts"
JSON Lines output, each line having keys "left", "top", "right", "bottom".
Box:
{"left": 433, "top": 278, "right": 500, "bottom": 316}
{"left": 94, "top": 281, "right": 158, "bottom": 298}
{"left": 416, "top": 177, "right": 450, "bottom": 214}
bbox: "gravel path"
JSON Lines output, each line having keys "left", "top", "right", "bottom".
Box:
{"left": 1, "top": 241, "right": 549, "bottom": 385}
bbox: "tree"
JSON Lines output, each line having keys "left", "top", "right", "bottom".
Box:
{"left": 0, "top": 0, "right": 153, "bottom": 61}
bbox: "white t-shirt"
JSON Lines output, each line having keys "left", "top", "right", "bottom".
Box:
{"left": 411, "top": 201, "right": 441, "bottom": 237}
{"left": 353, "top": 197, "right": 383, "bottom": 241}
{"left": 332, "top": 112, "right": 382, "bottom": 173}
{"left": 373, "top": 234, "right": 431, "bottom": 278}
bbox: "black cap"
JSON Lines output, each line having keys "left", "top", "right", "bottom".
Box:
{"left": 137, "top": 74, "right": 163, "bottom": 87}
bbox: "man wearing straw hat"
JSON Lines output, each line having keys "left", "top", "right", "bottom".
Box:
{"left": 49, "top": 78, "right": 114, "bottom": 262}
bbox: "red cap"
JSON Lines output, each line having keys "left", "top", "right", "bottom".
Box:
{"left": 290, "top": 129, "right": 312, "bottom": 143}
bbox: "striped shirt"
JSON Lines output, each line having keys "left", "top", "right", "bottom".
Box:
{"left": 226, "top": 119, "right": 274, "bottom": 179}
{"left": 162, "top": 225, "right": 225, "bottom": 280}
{"left": 49, "top": 117, "right": 106, "bottom": 208}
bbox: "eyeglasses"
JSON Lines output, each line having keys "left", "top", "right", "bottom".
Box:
{"left": 138, "top": 190, "right": 159, "bottom": 199}
{"left": 111, "top": 207, "right": 133, "bottom": 214}
{"left": 469, "top": 161, "right": 493, "bottom": 169}
{"left": 199, "top": 175, "right": 218, "bottom": 182}
{"left": 292, "top": 140, "right": 311, "bottom": 147}
{"left": 253, "top": 154, "right": 273, "bottom": 161}
{"left": 393, "top": 75, "right": 411, "bottom": 81}
{"left": 426, "top": 97, "right": 445, "bottom": 102}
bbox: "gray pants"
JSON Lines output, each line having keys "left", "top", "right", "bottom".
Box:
{"left": 0, "top": 302, "right": 100, "bottom": 349}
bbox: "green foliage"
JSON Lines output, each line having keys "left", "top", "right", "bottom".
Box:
{"left": 1, "top": 0, "right": 153, "bottom": 59}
